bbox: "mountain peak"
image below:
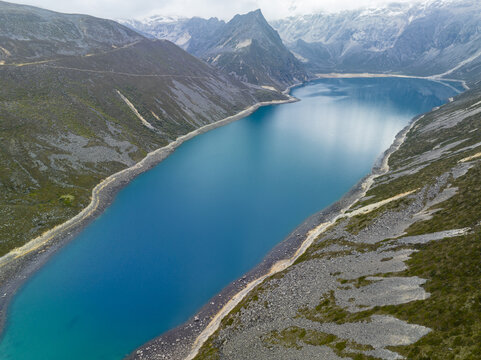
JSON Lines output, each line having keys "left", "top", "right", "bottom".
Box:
{"left": 231, "top": 8, "right": 267, "bottom": 24}
{"left": 249, "top": 9, "right": 263, "bottom": 16}
{"left": 120, "top": 9, "right": 308, "bottom": 89}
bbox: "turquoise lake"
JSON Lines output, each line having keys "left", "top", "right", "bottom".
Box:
{"left": 0, "top": 78, "right": 458, "bottom": 359}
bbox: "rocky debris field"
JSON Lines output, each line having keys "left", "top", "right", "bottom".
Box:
{"left": 191, "top": 87, "right": 481, "bottom": 360}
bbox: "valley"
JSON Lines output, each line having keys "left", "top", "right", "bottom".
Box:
{"left": 1, "top": 1, "right": 481, "bottom": 359}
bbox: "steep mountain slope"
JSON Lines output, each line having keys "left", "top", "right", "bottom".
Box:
{"left": 201, "top": 10, "right": 308, "bottom": 89}
{"left": 0, "top": 0, "right": 144, "bottom": 63}
{"left": 0, "top": 2, "right": 284, "bottom": 256}
{"left": 272, "top": 0, "right": 481, "bottom": 83}
{"left": 121, "top": 10, "right": 309, "bottom": 89}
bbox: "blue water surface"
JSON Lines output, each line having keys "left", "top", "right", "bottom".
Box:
{"left": 0, "top": 78, "right": 457, "bottom": 359}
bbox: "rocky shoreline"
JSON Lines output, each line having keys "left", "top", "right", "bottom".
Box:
{"left": 126, "top": 108, "right": 423, "bottom": 360}
{"left": 0, "top": 94, "right": 297, "bottom": 340}
{"left": 125, "top": 175, "right": 370, "bottom": 360}
{"left": 0, "top": 76, "right": 459, "bottom": 360}
{"left": 181, "top": 82, "right": 481, "bottom": 360}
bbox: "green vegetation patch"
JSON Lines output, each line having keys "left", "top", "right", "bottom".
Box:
{"left": 297, "top": 290, "right": 373, "bottom": 325}
{"left": 389, "top": 106, "right": 481, "bottom": 171}
{"left": 263, "top": 326, "right": 336, "bottom": 350}
{"left": 406, "top": 162, "right": 481, "bottom": 235}
{"left": 346, "top": 196, "right": 414, "bottom": 234}
{"left": 194, "top": 331, "right": 222, "bottom": 360}
{"left": 295, "top": 156, "right": 481, "bottom": 358}
{"left": 361, "top": 156, "right": 456, "bottom": 207}
{"left": 337, "top": 276, "right": 378, "bottom": 289}
{"left": 294, "top": 227, "right": 481, "bottom": 359}
{"left": 293, "top": 236, "right": 352, "bottom": 265}
{"left": 59, "top": 194, "right": 75, "bottom": 206}
{"left": 263, "top": 326, "right": 376, "bottom": 359}
{"left": 380, "top": 231, "right": 481, "bottom": 359}
{"left": 294, "top": 235, "right": 388, "bottom": 265}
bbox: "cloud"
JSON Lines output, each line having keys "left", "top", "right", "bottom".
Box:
{"left": 9, "top": 0, "right": 425, "bottom": 20}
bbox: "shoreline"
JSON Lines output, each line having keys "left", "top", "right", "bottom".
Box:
{"left": 315, "top": 72, "right": 470, "bottom": 90}
{"left": 182, "top": 110, "right": 420, "bottom": 360}
{"left": 128, "top": 77, "right": 437, "bottom": 360}
{"left": 0, "top": 75, "right": 458, "bottom": 360}
{"left": 0, "top": 92, "right": 298, "bottom": 340}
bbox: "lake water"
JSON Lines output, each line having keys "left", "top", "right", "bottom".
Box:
{"left": 0, "top": 78, "right": 457, "bottom": 359}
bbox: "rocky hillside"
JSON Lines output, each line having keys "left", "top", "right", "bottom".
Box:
{"left": 120, "top": 10, "right": 309, "bottom": 90}
{"left": 201, "top": 10, "right": 308, "bottom": 89}
{"left": 188, "top": 83, "right": 481, "bottom": 360}
{"left": 0, "top": 2, "right": 284, "bottom": 257}
{"left": 272, "top": 0, "right": 481, "bottom": 84}
{"left": 0, "top": 0, "right": 144, "bottom": 63}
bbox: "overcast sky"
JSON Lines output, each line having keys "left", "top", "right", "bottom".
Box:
{"left": 10, "top": 0, "right": 426, "bottom": 20}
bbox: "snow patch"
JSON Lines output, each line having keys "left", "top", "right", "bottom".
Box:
{"left": 211, "top": 54, "right": 222, "bottom": 63}
{"left": 235, "top": 39, "right": 252, "bottom": 49}
{"left": 261, "top": 85, "right": 278, "bottom": 91}
{"left": 175, "top": 32, "right": 191, "bottom": 47}
{"left": 292, "top": 51, "right": 308, "bottom": 63}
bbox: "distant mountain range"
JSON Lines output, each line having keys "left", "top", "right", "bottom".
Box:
{"left": 119, "top": 10, "right": 309, "bottom": 90}
{"left": 125, "top": 0, "right": 481, "bottom": 86}
{"left": 271, "top": 0, "right": 481, "bottom": 82}
{"left": 119, "top": 16, "right": 225, "bottom": 55}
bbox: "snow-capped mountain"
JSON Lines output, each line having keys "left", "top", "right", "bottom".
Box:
{"left": 120, "top": 10, "right": 308, "bottom": 89}
{"left": 120, "top": 0, "right": 481, "bottom": 83}
{"left": 119, "top": 16, "right": 225, "bottom": 54}
{"left": 271, "top": 0, "right": 481, "bottom": 80}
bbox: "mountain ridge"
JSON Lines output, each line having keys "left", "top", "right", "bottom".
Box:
{"left": 0, "top": 0, "right": 145, "bottom": 63}
{"left": 120, "top": 9, "right": 309, "bottom": 90}
{"left": 271, "top": 0, "right": 481, "bottom": 84}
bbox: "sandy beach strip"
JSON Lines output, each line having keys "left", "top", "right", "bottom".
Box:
{"left": 316, "top": 72, "right": 469, "bottom": 91}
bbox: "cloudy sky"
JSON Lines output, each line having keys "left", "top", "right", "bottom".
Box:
{"left": 10, "top": 0, "right": 425, "bottom": 20}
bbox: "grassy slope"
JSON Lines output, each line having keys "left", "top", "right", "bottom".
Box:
{"left": 0, "top": 39, "right": 282, "bottom": 257}
{"left": 0, "top": 0, "right": 143, "bottom": 63}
